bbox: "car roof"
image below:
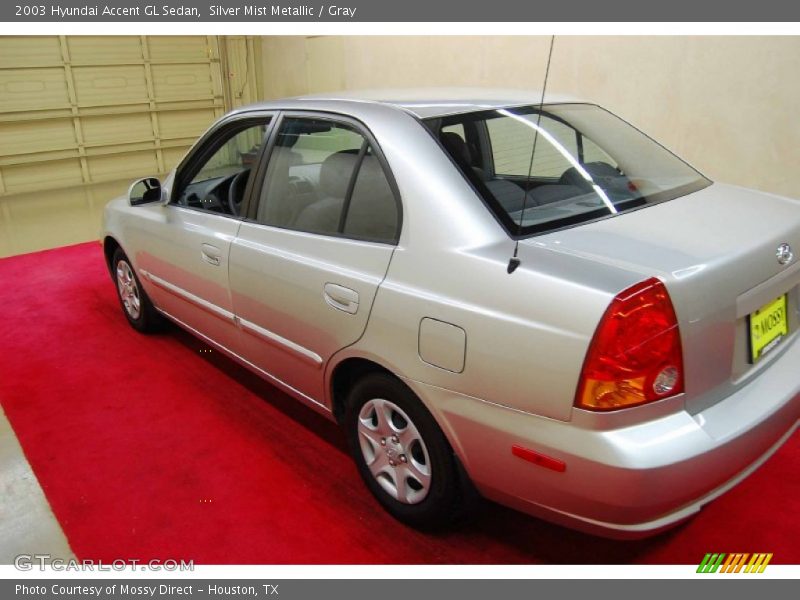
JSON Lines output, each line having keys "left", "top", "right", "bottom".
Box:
{"left": 232, "top": 87, "right": 586, "bottom": 120}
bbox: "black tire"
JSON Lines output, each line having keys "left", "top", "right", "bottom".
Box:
{"left": 111, "top": 248, "right": 164, "bottom": 333}
{"left": 344, "top": 372, "right": 471, "bottom": 529}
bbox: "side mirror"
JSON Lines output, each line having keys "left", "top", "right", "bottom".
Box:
{"left": 129, "top": 177, "right": 163, "bottom": 206}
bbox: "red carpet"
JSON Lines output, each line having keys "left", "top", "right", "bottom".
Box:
{"left": 1, "top": 241, "right": 798, "bottom": 564}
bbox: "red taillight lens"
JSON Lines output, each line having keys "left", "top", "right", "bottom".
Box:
{"left": 575, "top": 277, "right": 684, "bottom": 411}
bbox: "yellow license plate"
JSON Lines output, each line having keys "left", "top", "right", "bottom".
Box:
{"left": 749, "top": 294, "right": 789, "bottom": 363}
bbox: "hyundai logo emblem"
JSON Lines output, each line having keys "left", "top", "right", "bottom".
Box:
{"left": 776, "top": 243, "right": 794, "bottom": 265}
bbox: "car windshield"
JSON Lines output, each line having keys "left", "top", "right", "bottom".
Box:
{"left": 426, "top": 103, "right": 711, "bottom": 237}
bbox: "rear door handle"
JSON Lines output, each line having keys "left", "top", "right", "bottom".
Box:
{"left": 201, "top": 243, "right": 221, "bottom": 266}
{"left": 323, "top": 283, "right": 359, "bottom": 314}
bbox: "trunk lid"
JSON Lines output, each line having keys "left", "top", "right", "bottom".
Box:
{"left": 522, "top": 182, "right": 800, "bottom": 413}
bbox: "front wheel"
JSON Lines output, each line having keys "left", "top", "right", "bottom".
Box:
{"left": 112, "top": 248, "right": 163, "bottom": 333}
{"left": 344, "top": 373, "right": 469, "bottom": 529}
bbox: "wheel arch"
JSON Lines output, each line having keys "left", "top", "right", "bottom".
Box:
{"left": 103, "top": 236, "right": 122, "bottom": 275}
{"left": 326, "top": 352, "right": 467, "bottom": 463}
{"left": 328, "top": 355, "right": 397, "bottom": 424}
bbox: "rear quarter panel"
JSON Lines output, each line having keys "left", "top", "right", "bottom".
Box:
{"left": 354, "top": 241, "right": 646, "bottom": 421}
{"left": 329, "top": 106, "right": 650, "bottom": 422}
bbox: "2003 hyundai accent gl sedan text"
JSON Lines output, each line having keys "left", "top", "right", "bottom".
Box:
{"left": 102, "top": 89, "right": 800, "bottom": 537}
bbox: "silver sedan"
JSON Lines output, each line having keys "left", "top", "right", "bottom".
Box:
{"left": 102, "top": 89, "right": 800, "bottom": 537}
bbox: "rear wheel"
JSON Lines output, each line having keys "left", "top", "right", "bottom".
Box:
{"left": 112, "top": 248, "right": 163, "bottom": 333}
{"left": 344, "top": 372, "right": 469, "bottom": 529}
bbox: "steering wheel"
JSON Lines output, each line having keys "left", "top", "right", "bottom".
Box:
{"left": 228, "top": 169, "right": 251, "bottom": 216}
{"left": 200, "top": 192, "right": 226, "bottom": 212}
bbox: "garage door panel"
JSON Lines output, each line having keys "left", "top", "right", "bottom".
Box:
{"left": 0, "top": 36, "right": 62, "bottom": 69}
{"left": 72, "top": 65, "right": 149, "bottom": 107}
{"left": 0, "top": 118, "right": 77, "bottom": 158}
{"left": 87, "top": 151, "right": 159, "bottom": 182}
{"left": 3, "top": 159, "right": 84, "bottom": 194}
{"left": 161, "top": 147, "right": 190, "bottom": 172}
{"left": 151, "top": 64, "right": 215, "bottom": 102}
{"left": 0, "top": 68, "right": 70, "bottom": 112}
{"left": 147, "top": 36, "right": 212, "bottom": 62}
{"left": 85, "top": 142, "right": 158, "bottom": 156}
{"left": 68, "top": 36, "right": 144, "bottom": 65}
{"left": 0, "top": 35, "right": 261, "bottom": 257}
{"left": 91, "top": 179, "right": 130, "bottom": 201}
{"left": 157, "top": 108, "right": 217, "bottom": 140}
{"left": 0, "top": 149, "right": 80, "bottom": 168}
{"left": 81, "top": 113, "right": 154, "bottom": 147}
{"left": 153, "top": 100, "right": 224, "bottom": 113}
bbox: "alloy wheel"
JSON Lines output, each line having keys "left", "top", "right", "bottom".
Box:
{"left": 116, "top": 260, "right": 141, "bottom": 320}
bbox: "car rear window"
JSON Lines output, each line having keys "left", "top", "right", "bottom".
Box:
{"left": 426, "top": 103, "right": 711, "bottom": 237}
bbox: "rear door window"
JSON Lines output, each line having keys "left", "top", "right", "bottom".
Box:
{"left": 254, "top": 116, "right": 399, "bottom": 243}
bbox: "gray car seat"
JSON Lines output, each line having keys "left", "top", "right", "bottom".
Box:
{"left": 440, "top": 132, "right": 529, "bottom": 213}
{"left": 293, "top": 150, "right": 358, "bottom": 235}
{"left": 294, "top": 150, "right": 398, "bottom": 242}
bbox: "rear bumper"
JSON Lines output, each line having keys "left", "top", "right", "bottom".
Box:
{"left": 407, "top": 335, "right": 800, "bottom": 538}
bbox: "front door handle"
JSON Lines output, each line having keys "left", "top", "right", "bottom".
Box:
{"left": 323, "top": 283, "right": 359, "bottom": 314}
{"left": 201, "top": 243, "right": 221, "bottom": 266}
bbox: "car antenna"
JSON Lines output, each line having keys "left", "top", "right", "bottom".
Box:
{"left": 508, "top": 35, "right": 555, "bottom": 275}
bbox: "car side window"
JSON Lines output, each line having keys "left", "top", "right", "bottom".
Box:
{"left": 255, "top": 117, "right": 399, "bottom": 243}
{"left": 342, "top": 148, "right": 398, "bottom": 243}
{"left": 174, "top": 120, "right": 271, "bottom": 216}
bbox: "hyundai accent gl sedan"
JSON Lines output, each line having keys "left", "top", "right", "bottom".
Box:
{"left": 102, "top": 89, "right": 800, "bottom": 537}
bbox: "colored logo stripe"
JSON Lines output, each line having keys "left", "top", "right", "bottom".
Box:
{"left": 697, "top": 553, "right": 725, "bottom": 573}
{"left": 697, "top": 553, "right": 772, "bottom": 573}
{"left": 748, "top": 553, "right": 773, "bottom": 573}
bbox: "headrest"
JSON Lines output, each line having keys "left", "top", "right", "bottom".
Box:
{"left": 440, "top": 132, "right": 471, "bottom": 165}
{"left": 319, "top": 150, "right": 359, "bottom": 198}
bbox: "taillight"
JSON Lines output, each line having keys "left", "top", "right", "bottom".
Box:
{"left": 575, "top": 277, "right": 684, "bottom": 411}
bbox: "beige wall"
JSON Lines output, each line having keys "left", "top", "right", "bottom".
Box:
{"left": 261, "top": 36, "right": 800, "bottom": 199}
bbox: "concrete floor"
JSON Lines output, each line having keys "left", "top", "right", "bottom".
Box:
{"left": 0, "top": 406, "right": 73, "bottom": 564}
